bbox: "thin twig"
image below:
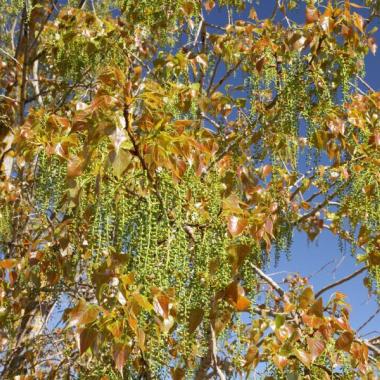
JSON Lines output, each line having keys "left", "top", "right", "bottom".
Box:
{"left": 315, "top": 266, "right": 367, "bottom": 298}
{"left": 209, "top": 58, "right": 243, "bottom": 95}
{"left": 358, "top": 307, "right": 380, "bottom": 333}
{"left": 250, "top": 263, "right": 285, "bottom": 297}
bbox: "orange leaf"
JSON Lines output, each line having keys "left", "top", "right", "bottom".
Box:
{"left": 335, "top": 331, "right": 354, "bottom": 352}
{"left": 0, "top": 259, "right": 18, "bottom": 269}
{"left": 236, "top": 295, "right": 250, "bottom": 311}
{"left": 273, "top": 355, "right": 288, "bottom": 371}
{"left": 204, "top": 0, "right": 215, "bottom": 11}
{"left": 227, "top": 216, "right": 248, "bottom": 237}
{"left": 294, "top": 349, "right": 312, "bottom": 368}
{"left": 306, "top": 7, "right": 319, "bottom": 24}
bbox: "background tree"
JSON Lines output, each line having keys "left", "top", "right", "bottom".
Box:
{"left": 0, "top": 0, "right": 380, "bottom": 378}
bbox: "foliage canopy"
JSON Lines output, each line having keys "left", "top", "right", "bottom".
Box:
{"left": 1, "top": 0, "right": 380, "bottom": 378}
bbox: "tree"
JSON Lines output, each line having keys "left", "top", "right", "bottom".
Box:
{"left": 0, "top": 0, "right": 380, "bottom": 378}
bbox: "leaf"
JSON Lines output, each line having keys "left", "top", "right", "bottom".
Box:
{"left": 236, "top": 295, "right": 251, "bottom": 311}
{"left": 228, "top": 243, "right": 251, "bottom": 272}
{"left": 335, "top": 331, "right": 354, "bottom": 352}
{"left": 68, "top": 300, "right": 99, "bottom": 327}
{"left": 79, "top": 328, "right": 97, "bottom": 355}
{"left": 188, "top": 308, "right": 204, "bottom": 333}
{"left": 204, "top": 0, "right": 215, "bottom": 12}
{"left": 368, "top": 36, "right": 377, "bottom": 55}
{"left": 113, "top": 343, "right": 130, "bottom": 375}
{"left": 309, "top": 298, "right": 323, "bottom": 318}
{"left": 182, "top": 1, "right": 194, "bottom": 16}
{"left": 293, "top": 349, "right": 312, "bottom": 368}
{"left": 67, "top": 156, "right": 83, "bottom": 178}
{"left": 275, "top": 324, "right": 293, "bottom": 343}
{"left": 244, "top": 345, "right": 258, "bottom": 367}
{"left": 137, "top": 327, "right": 145, "bottom": 351}
{"left": 227, "top": 216, "right": 248, "bottom": 237}
{"left": 117, "top": 291, "right": 127, "bottom": 306}
{"left": 273, "top": 355, "right": 288, "bottom": 371}
{"left": 249, "top": 7, "right": 258, "bottom": 20}
{"left": 133, "top": 293, "right": 153, "bottom": 311}
{"left": 110, "top": 149, "right": 132, "bottom": 178}
{"left": 306, "top": 7, "right": 319, "bottom": 24}
{"left": 307, "top": 337, "right": 325, "bottom": 362}
{"left": 153, "top": 294, "right": 170, "bottom": 319}
{"left": 275, "top": 314, "right": 285, "bottom": 329}
{"left": 299, "top": 287, "right": 314, "bottom": 309}
{"left": 0, "top": 259, "right": 18, "bottom": 269}
{"left": 107, "top": 321, "right": 123, "bottom": 339}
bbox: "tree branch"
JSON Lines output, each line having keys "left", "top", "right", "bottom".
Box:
{"left": 250, "top": 263, "right": 285, "bottom": 297}
{"left": 315, "top": 266, "right": 367, "bottom": 298}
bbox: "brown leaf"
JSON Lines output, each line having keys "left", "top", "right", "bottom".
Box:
{"left": 171, "top": 367, "right": 185, "bottom": 380}
{"left": 188, "top": 308, "right": 204, "bottom": 333}
{"left": 113, "top": 343, "right": 130, "bottom": 375}
{"left": 67, "top": 156, "right": 83, "bottom": 178}
{"left": 335, "top": 331, "right": 354, "bottom": 352}
{"left": 79, "top": 328, "right": 97, "bottom": 355}
{"left": 244, "top": 345, "right": 258, "bottom": 367}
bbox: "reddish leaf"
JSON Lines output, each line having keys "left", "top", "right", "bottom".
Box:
{"left": 153, "top": 294, "right": 170, "bottom": 319}
{"left": 113, "top": 343, "right": 130, "bottom": 375}
{"left": 307, "top": 337, "right": 325, "bottom": 362}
